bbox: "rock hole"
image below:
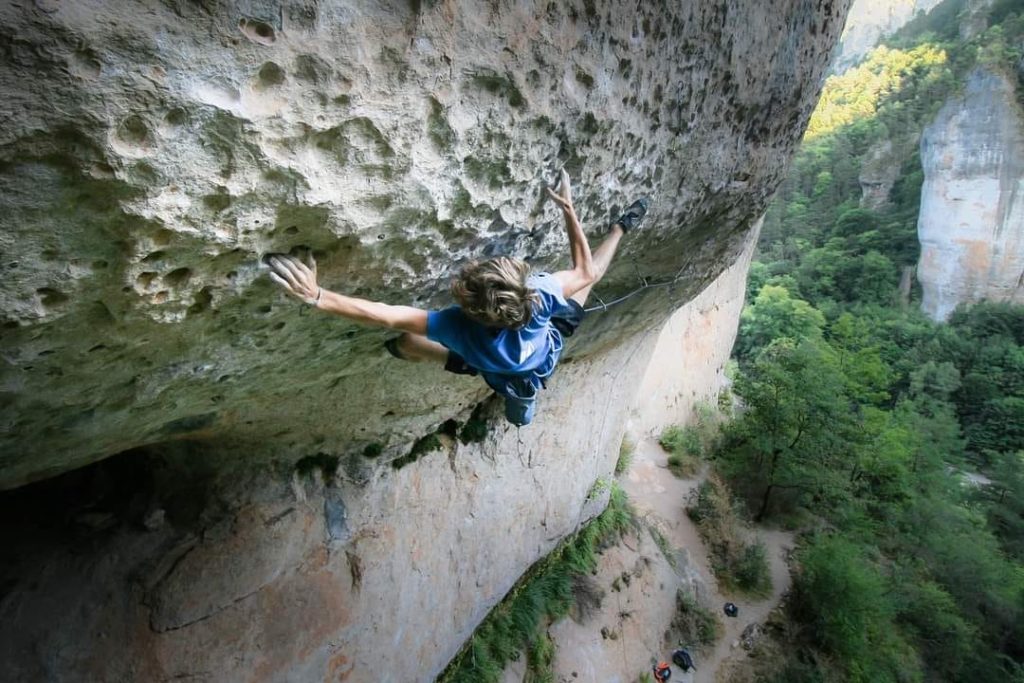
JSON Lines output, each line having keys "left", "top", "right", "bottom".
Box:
{"left": 284, "top": 226, "right": 299, "bottom": 235}
{"left": 202, "top": 192, "right": 231, "bottom": 213}
{"left": 88, "top": 344, "right": 107, "bottom": 352}
{"left": 188, "top": 287, "right": 213, "bottom": 316}
{"left": 239, "top": 18, "right": 277, "bottom": 45}
{"left": 163, "top": 267, "right": 192, "bottom": 287}
{"left": 70, "top": 49, "right": 101, "bottom": 80}
{"left": 92, "top": 260, "right": 109, "bottom": 269}
{"left": 141, "top": 251, "right": 165, "bottom": 263}
{"left": 257, "top": 62, "right": 286, "bottom": 87}
{"left": 152, "top": 230, "right": 174, "bottom": 246}
{"left": 164, "top": 108, "right": 188, "bottom": 127}
{"left": 273, "top": 321, "right": 286, "bottom": 330}
{"left": 152, "top": 291, "right": 169, "bottom": 304}
{"left": 37, "top": 288, "right": 68, "bottom": 307}
{"left": 116, "top": 115, "right": 152, "bottom": 148}
{"left": 137, "top": 272, "right": 158, "bottom": 289}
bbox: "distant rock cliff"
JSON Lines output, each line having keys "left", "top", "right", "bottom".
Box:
{"left": 832, "top": 0, "right": 944, "bottom": 72}
{"left": 917, "top": 67, "right": 1024, "bottom": 320}
{"left": 0, "top": 1, "right": 848, "bottom": 680}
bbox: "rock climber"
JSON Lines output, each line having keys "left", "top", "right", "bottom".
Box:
{"left": 267, "top": 169, "right": 648, "bottom": 425}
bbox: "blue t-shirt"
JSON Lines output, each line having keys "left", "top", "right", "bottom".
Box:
{"left": 427, "top": 272, "right": 574, "bottom": 424}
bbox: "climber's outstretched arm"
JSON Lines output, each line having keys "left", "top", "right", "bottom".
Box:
{"left": 267, "top": 254, "right": 427, "bottom": 334}
{"left": 546, "top": 170, "right": 596, "bottom": 299}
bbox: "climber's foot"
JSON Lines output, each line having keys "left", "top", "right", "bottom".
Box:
{"left": 384, "top": 337, "right": 406, "bottom": 360}
{"left": 613, "top": 197, "right": 650, "bottom": 233}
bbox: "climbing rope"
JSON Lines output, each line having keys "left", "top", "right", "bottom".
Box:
{"left": 582, "top": 257, "right": 695, "bottom": 313}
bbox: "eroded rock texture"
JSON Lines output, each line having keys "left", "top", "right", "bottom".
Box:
{"left": 0, "top": 1, "right": 848, "bottom": 680}
{"left": 1, "top": 0, "right": 846, "bottom": 488}
{"left": 918, "top": 67, "right": 1024, "bottom": 321}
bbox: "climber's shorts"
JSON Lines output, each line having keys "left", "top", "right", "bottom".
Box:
{"left": 551, "top": 300, "right": 586, "bottom": 338}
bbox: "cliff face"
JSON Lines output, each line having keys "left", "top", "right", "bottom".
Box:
{"left": 917, "top": 67, "right": 1024, "bottom": 321}
{"left": 1, "top": 0, "right": 845, "bottom": 489}
{"left": 832, "top": 0, "right": 944, "bottom": 73}
{"left": 0, "top": 1, "right": 848, "bottom": 680}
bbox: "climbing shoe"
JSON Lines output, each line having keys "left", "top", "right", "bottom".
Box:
{"left": 613, "top": 197, "right": 650, "bottom": 233}
{"left": 384, "top": 337, "right": 405, "bottom": 360}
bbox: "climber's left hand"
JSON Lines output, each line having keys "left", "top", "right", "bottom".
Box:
{"left": 268, "top": 253, "right": 321, "bottom": 305}
{"left": 545, "top": 168, "right": 575, "bottom": 215}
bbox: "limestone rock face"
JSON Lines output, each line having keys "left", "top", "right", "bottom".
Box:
{"left": 0, "top": 1, "right": 848, "bottom": 680}
{"left": 1, "top": 0, "right": 846, "bottom": 489}
{"left": 858, "top": 137, "right": 900, "bottom": 209}
{"left": 917, "top": 68, "right": 1024, "bottom": 321}
{"left": 833, "top": 0, "right": 944, "bottom": 73}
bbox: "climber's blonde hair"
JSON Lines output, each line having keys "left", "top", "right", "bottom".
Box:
{"left": 452, "top": 257, "right": 539, "bottom": 329}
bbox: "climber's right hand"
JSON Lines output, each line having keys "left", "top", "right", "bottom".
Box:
{"left": 268, "top": 253, "right": 321, "bottom": 306}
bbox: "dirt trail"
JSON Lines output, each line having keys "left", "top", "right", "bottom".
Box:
{"left": 622, "top": 439, "right": 793, "bottom": 682}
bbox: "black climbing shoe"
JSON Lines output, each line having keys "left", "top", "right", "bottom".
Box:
{"left": 613, "top": 197, "right": 650, "bottom": 233}
{"left": 384, "top": 337, "right": 405, "bottom": 360}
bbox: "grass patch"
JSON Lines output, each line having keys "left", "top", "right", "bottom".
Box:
{"left": 615, "top": 437, "right": 634, "bottom": 475}
{"left": 672, "top": 589, "right": 723, "bottom": 647}
{"left": 687, "top": 473, "right": 772, "bottom": 596}
{"left": 438, "top": 485, "right": 635, "bottom": 683}
{"left": 525, "top": 631, "right": 555, "bottom": 683}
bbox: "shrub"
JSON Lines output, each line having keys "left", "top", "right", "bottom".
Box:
{"left": 659, "top": 425, "right": 691, "bottom": 454}
{"left": 660, "top": 405, "right": 723, "bottom": 478}
{"left": 687, "top": 474, "right": 772, "bottom": 596}
{"left": 667, "top": 452, "right": 698, "bottom": 477}
{"left": 734, "top": 541, "right": 772, "bottom": 595}
{"left": 672, "top": 589, "right": 723, "bottom": 647}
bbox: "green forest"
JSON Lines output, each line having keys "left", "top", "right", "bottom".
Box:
{"left": 715, "top": 1, "right": 1024, "bottom": 681}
